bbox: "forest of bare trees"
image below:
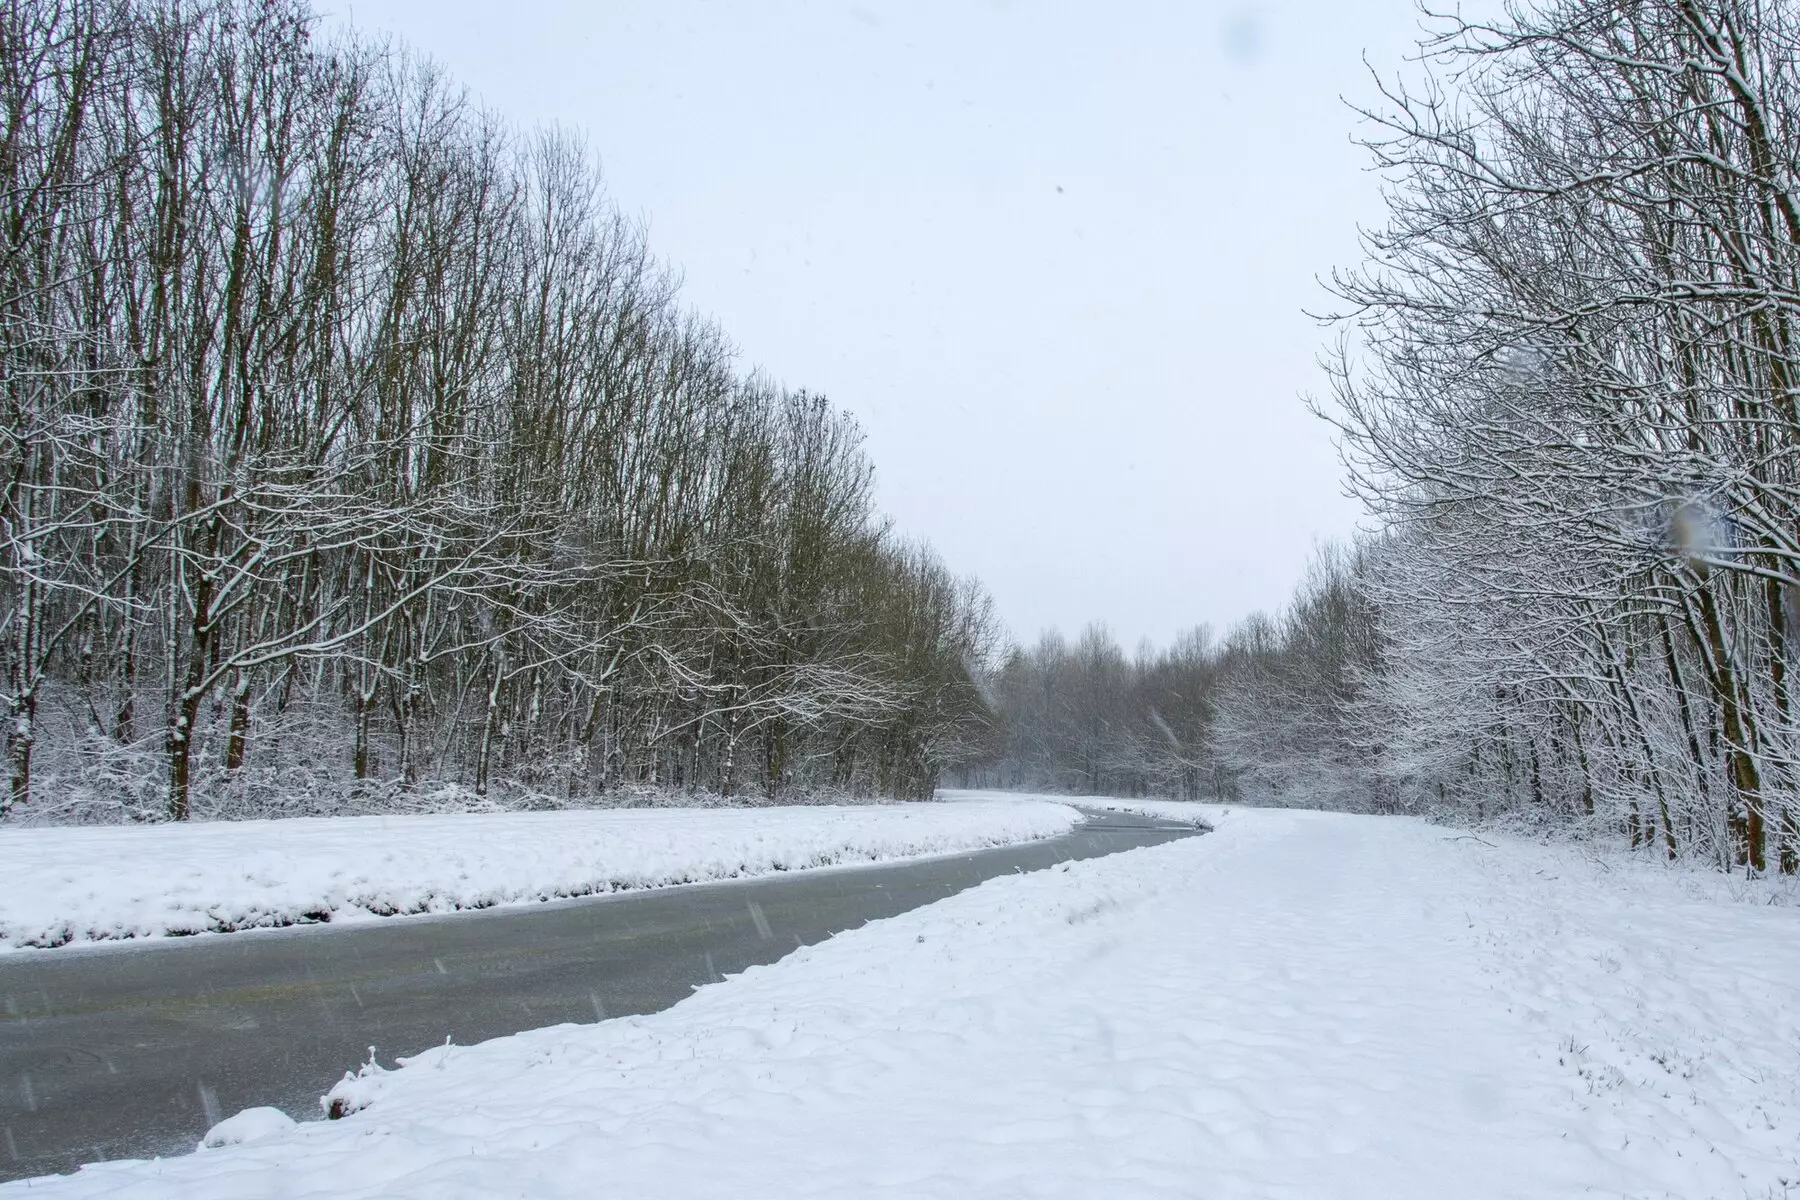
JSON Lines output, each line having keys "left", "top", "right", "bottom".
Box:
{"left": 965, "top": 545, "right": 1378, "bottom": 807}
{"left": 0, "top": 0, "right": 1001, "bottom": 822}
{"left": 13, "top": 0, "right": 1800, "bottom": 879}
{"left": 968, "top": 624, "right": 1223, "bottom": 800}
{"left": 981, "top": 0, "right": 1800, "bottom": 876}
{"left": 1318, "top": 0, "right": 1800, "bottom": 875}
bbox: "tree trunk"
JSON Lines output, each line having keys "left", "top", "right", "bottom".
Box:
{"left": 6, "top": 686, "right": 34, "bottom": 814}
{"left": 225, "top": 670, "right": 251, "bottom": 772}
{"left": 166, "top": 682, "right": 204, "bottom": 822}
{"left": 475, "top": 655, "right": 504, "bottom": 796}
{"left": 1690, "top": 587, "right": 1766, "bottom": 872}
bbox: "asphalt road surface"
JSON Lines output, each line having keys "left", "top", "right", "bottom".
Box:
{"left": 0, "top": 805, "right": 1202, "bottom": 1182}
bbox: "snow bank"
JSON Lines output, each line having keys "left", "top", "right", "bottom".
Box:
{"left": 943, "top": 788, "right": 1217, "bottom": 827}
{"left": 1076, "top": 797, "right": 1216, "bottom": 824}
{"left": 0, "top": 800, "right": 1081, "bottom": 951}
{"left": 14, "top": 803, "right": 1798, "bottom": 1198}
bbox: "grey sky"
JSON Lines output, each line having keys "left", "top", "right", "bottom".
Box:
{"left": 332, "top": 0, "right": 1424, "bottom": 652}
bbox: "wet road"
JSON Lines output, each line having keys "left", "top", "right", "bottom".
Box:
{"left": 0, "top": 806, "right": 1201, "bottom": 1181}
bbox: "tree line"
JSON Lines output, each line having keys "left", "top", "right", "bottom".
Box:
{"left": 1, "top": 0, "right": 999, "bottom": 821}
{"left": 980, "top": 0, "right": 1800, "bottom": 876}
{"left": 962, "top": 545, "right": 1378, "bottom": 810}
{"left": 966, "top": 624, "right": 1222, "bottom": 800}
{"left": 1320, "top": 0, "right": 1800, "bottom": 875}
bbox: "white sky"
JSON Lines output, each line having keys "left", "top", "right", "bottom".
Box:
{"left": 329, "top": 0, "right": 1425, "bottom": 651}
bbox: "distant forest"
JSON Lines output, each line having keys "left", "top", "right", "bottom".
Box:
{"left": 961, "top": 545, "right": 1372, "bottom": 811}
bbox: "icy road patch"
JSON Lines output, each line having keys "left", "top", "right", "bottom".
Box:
{"left": 11, "top": 803, "right": 1799, "bottom": 1198}
{"left": 0, "top": 799, "right": 1080, "bottom": 950}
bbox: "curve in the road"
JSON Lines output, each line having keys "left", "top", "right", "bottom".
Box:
{"left": 0, "top": 805, "right": 1202, "bottom": 1182}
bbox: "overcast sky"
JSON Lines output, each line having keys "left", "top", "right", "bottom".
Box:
{"left": 329, "top": 0, "right": 1425, "bottom": 652}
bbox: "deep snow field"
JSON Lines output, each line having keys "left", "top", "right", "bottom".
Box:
{"left": 7, "top": 800, "right": 1799, "bottom": 1198}
{"left": 0, "top": 799, "right": 1080, "bottom": 950}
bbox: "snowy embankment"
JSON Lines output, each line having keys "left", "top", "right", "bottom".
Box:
{"left": 0, "top": 800, "right": 1080, "bottom": 951}
{"left": 942, "top": 787, "right": 1216, "bottom": 827}
{"left": 16, "top": 805, "right": 1800, "bottom": 1199}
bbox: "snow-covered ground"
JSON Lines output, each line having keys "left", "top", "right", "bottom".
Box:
{"left": 0, "top": 799, "right": 1080, "bottom": 951}
{"left": 13, "top": 802, "right": 1798, "bottom": 1198}
{"left": 944, "top": 788, "right": 1216, "bottom": 826}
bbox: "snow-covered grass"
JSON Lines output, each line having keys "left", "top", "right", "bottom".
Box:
{"left": 14, "top": 803, "right": 1799, "bottom": 1198}
{"left": 1076, "top": 797, "right": 1215, "bottom": 824}
{"left": 0, "top": 800, "right": 1081, "bottom": 951}
{"left": 940, "top": 787, "right": 1218, "bottom": 827}
{"left": 946, "top": 788, "right": 1218, "bottom": 827}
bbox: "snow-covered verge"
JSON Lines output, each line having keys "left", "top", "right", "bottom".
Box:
{"left": 15, "top": 805, "right": 1799, "bottom": 1199}
{"left": 8, "top": 751, "right": 948, "bottom": 827}
{"left": 0, "top": 800, "right": 1081, "bottom": 951}
{"left": 1075, "top": 797, "right": 1214, "bottom": 825}
{"left": 939, "top": 788, "right": 1217, "bottom": 827}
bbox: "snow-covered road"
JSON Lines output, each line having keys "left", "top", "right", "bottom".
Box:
{"left": 0, "top": 799, "right": 1080, "bottom": 950}
{"left": 11, "top": 803, "right": 1798, "bottom": 1198}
